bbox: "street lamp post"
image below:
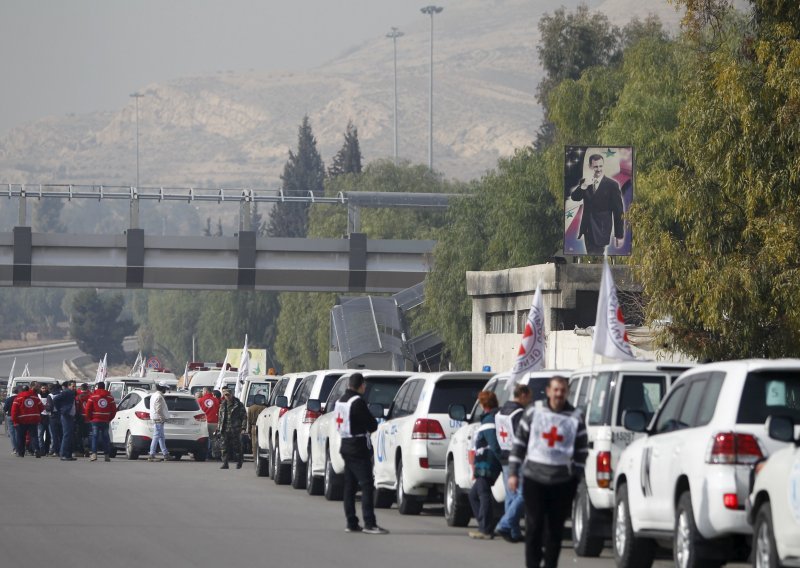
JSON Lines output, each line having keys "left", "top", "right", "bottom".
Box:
{"left": 130, "top": 92, "right": 144, "bottom": 229}
{"left": 420, "top": 5, "right": 443, "bottom": 171}
{"left": 386, "top": 27, "right": 404, "bottom": 165}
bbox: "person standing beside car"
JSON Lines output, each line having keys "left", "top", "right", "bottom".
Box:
{"left": 494, "top": 384, "right": 533, "bottom": 543}
{"left": 53, "top": 381, "right": 77, "bottom": 461}
{"left": 508, "top": 376, "right": 587, "bottom": 568}
{"left": 84, "top": 381, "right": 117, "bottom": 462}
{"left": 148, "top": 382, "right": 170, "bottom": 462}
{"left": 217, "top": 388, "right": 246, "bottom": 470}
{"left": 4, "top": 387, "right": 19, "bottom": 455}
{"left": 337, "top": 372, "right": 388, "bottom": 535}
{"left": 468, "top": 391, "right": 502, "bottom": 540}
{"left": 246, "top": 393, "right": 267, "bottom": 448}
{"left": 198, "top": 386, "right": 220, "bottom": 454}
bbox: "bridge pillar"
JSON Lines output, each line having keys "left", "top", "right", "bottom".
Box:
{"left": 238, "top": 230, "right": 256, "bottom": 289}
{"left": 18, "top": 190, "right": 27, "bottom": 226}
{"left": 130, "top": 188, "right": 139, "bottom": 229}
{"left": 12, "top": 226, "right": 32, "bottom": 287}
{"left": 348, "top": 232, "right": 367, "bottom": 292}
{"left": 126, "top": 229, "right": 145, "bottom": 288}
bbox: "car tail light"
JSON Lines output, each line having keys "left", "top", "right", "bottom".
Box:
{"left": 135, "top": 411, "right": 151, "bottom": 420}
{"left": 278, "top": 407, "right": 289, "bottom": 418}
{"left": 723, "top": 493, "right": 739, "bottom": 509}
{"left": 303, "top": 409, "right": 321, "bottom": 424}
{"left": 412, "top": 418, "right": 446, "bottom": 440}
{"left": 194, "top": 413, "right": 207, "bottom": 422}
{"left": 707, "top": 432, "right": 764, "bottom": 465}
{"left": 596, "top": 451, "right": 612, "bottom": 489}
{"left": 419, "top": 457, "right": 429, "bottom": 469}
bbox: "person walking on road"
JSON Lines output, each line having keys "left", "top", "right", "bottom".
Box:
{"left": 85, "top": 381, "right": 117, "bottom": 462}
{"left": 494, "top": 384, "right": 533, "bottom": 543}
{"left": 75, "top": 383, "right": 91, "bottom": 456}
{"left": 37, "top": 383, "right": 53, "bottom": 456}
{"left": 11, "top": 385, "right": 43, "bottom": 458}
{"left": 46, "top": 382, "right": 63, "bottom": 457}
{"left": 508, "top": 376, "right": 587, "bottom": 568}
{"left": 148, "top": 382, "right": 170, "bottom": 462}
{"left": 217, "top": 388, "right": 246, "bottom": 469}
{"left": 337, "top": 372, "right": 388, "bottom": 535}
{"left": 468, "top": 391, "right": 502, "bottom": 540}
{"left": 53, "top": 381, "right": 77, "bottom": 461}
{"left": 4, "top": 387, "right": 19, "bottom": 455}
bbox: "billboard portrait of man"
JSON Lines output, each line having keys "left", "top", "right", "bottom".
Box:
{"left": 563, "top": 146, "right": 633, "bottom": 256}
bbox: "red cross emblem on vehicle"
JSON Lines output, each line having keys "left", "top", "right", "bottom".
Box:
{"left": 542, "top": 426, "right": 563, "bottom": 448}
{"left": 498, "top": 427, "right": 509, "bottom": 444}
{"left": 336, "top": 413, "right": 344, "bottom": 430}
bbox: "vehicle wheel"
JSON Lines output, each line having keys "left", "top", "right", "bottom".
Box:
{"left": 254, "top": 444, "right": 268, "bottom": 477}
{"left": 273, "top": 442, "right": 290, "bottom": 485}
{"left": 291, "top": 444, "right": 307, "bottom": 489}
{"left": 194, "top": 445, "right": 207, "bottom": 462}
{"left": 753, "top": 503, "right": 779, "bottom": 568}
{"left": 396, "top": 459, "right": 423, "bottom": 515}
{"left": 324, "top": 448, "right": 344, "bottom": 501}
{"left": 125, "top": 432, "right": 139, "bottom": 461}
{"left": 268, "top": 438, "right": 275, "bottom": 479}
{"left": 444, "top": 463, "right": 471, "bottom": 526}
{"left": 306, "top": 448, "right": 324, "bottom": 495}
{"left": 107, "top": 445, "right": 118, "bottom": 458}
{"left": 374, "top": 486, "right": 395, "bottom": 509}
{"left": 674, "top": 491, "right": 723, "bottom": 568}
{"left": 573, "top": 481, "right": 604, "bottom": 557}
{"left": 613, "top": 484, "right": 655, "bottom": 568}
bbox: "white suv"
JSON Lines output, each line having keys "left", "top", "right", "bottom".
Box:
{"left": 274, "top": 370, "right": 345, "bottom": 489}
{"left": 307, "top": 371, "right": 410, "bottom": 499}
{"left": 613, "top": 359, "right": 800, "bottom": 568}
{"left": 569, "top": 362, "right": 692, "bottom": 557}
{"left": 444, "top": 370, "right": 557, "bottom": 526}
{"left": 372, "top": 372, "right": 491, "bottom": 515}
{"left": 253, "top": 373, "right": 304, "bottom": 479}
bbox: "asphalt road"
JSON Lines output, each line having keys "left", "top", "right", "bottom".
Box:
{"left": 0, "top": 433, "right": 754, "bottom": 568}
{"left": 0, "top": 337, "right": 139, "bottom": 379}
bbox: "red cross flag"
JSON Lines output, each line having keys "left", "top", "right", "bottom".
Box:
{"left": 507, "top": 282, "right": 545, "bottom": 393}
{"left": 593, "top": 258, "right": 636, "bottom": 360}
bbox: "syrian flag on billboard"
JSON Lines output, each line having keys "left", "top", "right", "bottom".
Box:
{"left": 95, "top": 353, "right": 108, "bottom": 382}
{"left": 506, "top": 282, "right": 546, "bottom": 393}
{"left": 235, "top": 334, "right": 250, "bottom": 400}
{"left": 214, "top": 353, "right": 229, "bottom": 392}
{"left": 593, "top": 258, "right": 636, "bottom": 360}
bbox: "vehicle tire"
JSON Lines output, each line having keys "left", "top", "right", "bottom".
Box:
{"left": 613, "top": 484, "right": 655, "bottom": 568}
{"left": 674, "top": 491, "right": 723, "bottom": 568}
{"left": 172, "top": 453, "right": 183, "bottom": 461}
{"left": 374, "top": 486, "right": 395, "bottom": 509}
{"left": 306, "top": 449, "right": 323, "bottom": 495}
{"left": 291, "top": 444, "right": 307, "bottom": 489}
{"left": 573, "top": 481, "right": 604, "bottom": 557}
{"left": 753, "top": 503, "right": 779, "bottom": 568}
{"left": 268, "top": 438, "right": 275, "bottom": 479}
{"left": 194, "top": 445, "right": 207, "bottom": 462}
{"left": 444, "top": 463, "right": 471, "bottom": 526}
{"left": 324, "top": 448, "right": 344, "bottom": 501}
{"left": 273, "top": 442, "right": 291, "bottom": 485}
{"left": 254, "top": 444, "right": 269, "bottom": 477}
{"left": 396, "top": 459, "right": 423, "bottom": 515}
{"left": 125, "top": 432, "right": 139, "bottom": 461}
{"left": 107, "top": 445, "right": 118, "bottom": 459}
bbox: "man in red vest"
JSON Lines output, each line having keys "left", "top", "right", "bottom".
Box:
{"left": 11, "top": 385, "right": 43, "bottom": 458}
{"left": 84, "top": 382, "right": 117, "bottom": 462}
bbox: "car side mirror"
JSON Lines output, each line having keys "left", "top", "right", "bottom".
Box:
{"left": 623, "top": 410, "right": 648, "bottom": 433}
{"left": 275, "top": 396, "right": 289, "bottom": 409}
{"left": 307, "top": 399, "right": 322, "bottom": 413}
{"left": 766, "top": 415, "right": 796, "bottom": 443}
{"left": 449, "top": 404, "right": 467, "bottom": 422}
{"left": 368, "top": 403, "right": 384, "bottom": 419}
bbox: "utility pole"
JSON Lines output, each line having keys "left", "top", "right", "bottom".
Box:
{"left": 386, "top": 27, "right": 404, "bottom": 165}
{"left": 130, "top": 92, "right": 144, "bottom": 229}
{"left": 420, "top": 5, "right": 443, "bottom": 170}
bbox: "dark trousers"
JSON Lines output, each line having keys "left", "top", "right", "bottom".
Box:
{"left": 90, "top": 423, "right": 110, "bottom": 455}
{"left": 342, "top": 454, "right": 376, "bottom": 529}
{"left": 468, "top": 476, "right": 495, "bottom": 535}
{"left": 222, "top": 431, "right": 242, "bottom": 464}
{"left": 49, "top": 416, "right": 62, "bottom": 455}
{"left": 38, "top": 416, "right": 51, "bottom": 454}
{"left": 15, "top": 423, "right": 40, "bottom": 456}
{"left": 60, "top": 415, "right": 74, "bottom": 458}
{"left": 524, "top": 478, "right": 577, "bottom": 568}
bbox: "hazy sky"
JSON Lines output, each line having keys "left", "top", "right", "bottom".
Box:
{"left": 0, "top": 1, "right": 419, "bottom": 135}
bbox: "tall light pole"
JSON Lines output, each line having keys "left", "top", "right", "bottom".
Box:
{"left": 130, "top": 92, "right": 144, "bottom": 189}
{"left": 420, "top": 5, "right": 442, "bottom": 170}
{"left": 386, "top": 27, "right": 404, "bottom": 165}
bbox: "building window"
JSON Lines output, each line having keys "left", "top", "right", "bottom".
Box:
{"left": 487, "top": 311, "right": 515, "bottom": 334}
{"left": 516, "top": 310, "right": 530, "bottom": 333}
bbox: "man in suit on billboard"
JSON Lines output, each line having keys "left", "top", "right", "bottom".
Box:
{"left": 570, "top": 154, "right": 624, "bottom": 255}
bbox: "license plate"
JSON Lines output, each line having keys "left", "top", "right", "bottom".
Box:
{"left": 167, "top": 418, "right": 186, "bottom": 425}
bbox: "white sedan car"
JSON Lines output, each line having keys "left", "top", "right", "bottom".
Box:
{"left": 748, "top": 415, "right": 800, "bottom": 568}
{"left": 372, "top": 372, "right": 491, "bottom": 515}
{"left": 110, "top": 389, "right": 208, "bottom": 461}
{"left": 307, "top": 371, "right": 410, "bottom": 499}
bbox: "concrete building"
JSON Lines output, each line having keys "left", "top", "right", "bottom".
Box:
{"left": 466, "top": 262, "right": 690, "bottom": 372}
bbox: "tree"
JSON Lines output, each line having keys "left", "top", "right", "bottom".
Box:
{"left": 32, "top": 200, "right": 66, "bottom": 233}
{"left": 70, "top": 289, "right": 136, "bottom": 363}
{"left": 267, "top": 116, "right": 326, "bottom": 238}
{"left": 328, "top": 121, "right": 362, "bottom": 177}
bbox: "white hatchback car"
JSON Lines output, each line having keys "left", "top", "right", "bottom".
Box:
{"left": 748, "top": 415, "right": 800, "bottom": 568}
{"left": 274, "top": 370, "right": 346, "bottom": 489}
{"left": 372, "top": 372, "right": 491, "bottom": 515}
{"left": 444, "top": 370, "right": 558, "bottom": 526}
{"left": 253, "top": 373, "right": 305, "bottom": 480}
{"left": 613, "top": 359, "right": 800, "bottom": 568}
{"left": 109, "top": 389, "right": 208, "bottom": 461}
{"left": 307, "top": 371, "right": 411, "bottom": 499}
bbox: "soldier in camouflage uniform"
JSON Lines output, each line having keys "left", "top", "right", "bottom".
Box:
{"left": 217, "top": 388, "right": 247, "bottom": 469}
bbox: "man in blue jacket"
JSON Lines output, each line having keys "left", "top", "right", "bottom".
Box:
{"left": 52, "top": 381, "right": 77, "bottom": 461}
{"left": 468, "top": 391, "right": 502, "bottom": 539}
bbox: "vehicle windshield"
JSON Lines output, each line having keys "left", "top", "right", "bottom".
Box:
{"left": 429, "top": 379, "right": 488, "bottom": 414}
{"left": 246, "top": 383, "right": 271, "bottom": 406}
{"left": 145, "top": 396, "right": 200, "bottom": 412}
{"left": 364, "top": 378, "right": 405, "bottom": 408}
{"left": 737, "top": 370, "right": 800, "bottom": 424}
